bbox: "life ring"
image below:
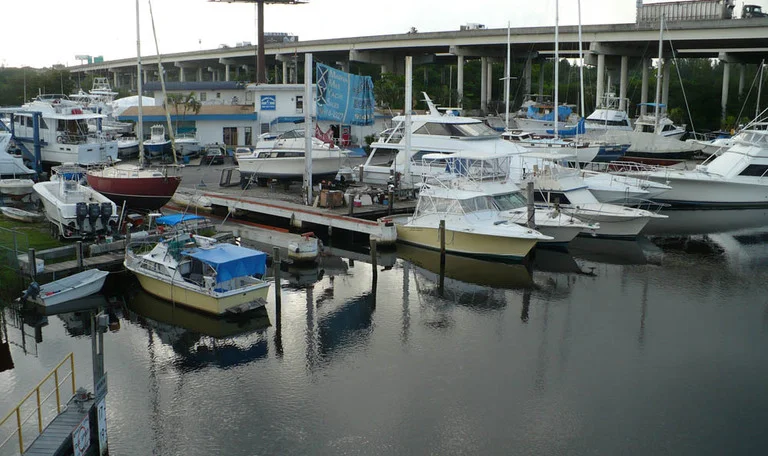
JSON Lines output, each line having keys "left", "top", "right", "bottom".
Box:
{"left": 56, "top": 135, "right": 63, "bottom": 144}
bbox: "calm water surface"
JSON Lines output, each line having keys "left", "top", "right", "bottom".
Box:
{"left": 2, "top": 209, "right": 768, "bottom": 455}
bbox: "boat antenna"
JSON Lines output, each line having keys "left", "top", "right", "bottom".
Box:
{"left": 654, "top": 15, "right": 664, "bottom": 135}
{"left": 136, "top": 0, "right": 145, "bottom": 165}
{"left": 148, "top": 0, "right": 178, "bottom": 165}
{"left": 577, "top": 0, "right": 585, "bottom": 122}
{"left": 504, "top": 21, "right": 511, "bottom": 130}
{"left": 553, "top": 0, "right": 559, "bottom": 139}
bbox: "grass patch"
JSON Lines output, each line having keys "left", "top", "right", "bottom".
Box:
{"left": 0, "top": 219, "right": 65, "bottom": 251}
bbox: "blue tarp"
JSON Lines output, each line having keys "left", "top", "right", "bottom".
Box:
{"left": 547, "top": 118, "right": 586, "bottom": 137}
{"left": 526, "top": 104, "right": 572, "bottom": 122}
{"left": 316, "top": 63, "right": 375, "bottom": 126}
{"left": 156, "top": 214, "right": 207, "bottom": 226}
{"left": 182, "top": 244, "right": 267, "bottom": 283}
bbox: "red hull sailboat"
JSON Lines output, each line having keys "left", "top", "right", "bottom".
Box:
{"left": 87, "top": 165, "right": 181, "bottom": 210}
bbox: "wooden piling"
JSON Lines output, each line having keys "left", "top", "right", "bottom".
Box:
{"left": 439, "top": 220, "right": 446, "bottom": 293}
{"left": 28, "top": 248, "right": 36, "bottom": 281}
{"left": 526, "top": 181, "right": 535, "bottom": 228}
{"left": 273, "top": 247, "right": 282, "bottom": 330}
{"left": 76, "top": 241, "right": 84, "bottom": 271}
{"left": 370, "top": 238, "right": 378, "bottom": 291}
{"left": 388, "top": 189, "right": 394, "bottom": 215}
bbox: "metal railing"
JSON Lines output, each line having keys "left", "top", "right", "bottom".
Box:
{"left": 0, "top": 353, "right": 76, "bottom": 454}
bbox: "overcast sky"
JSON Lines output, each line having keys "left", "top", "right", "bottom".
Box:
{"left": 4, "top": 0, "right": 766, "bottom": 68}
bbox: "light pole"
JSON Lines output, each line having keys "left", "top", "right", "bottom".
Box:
{"left": 209, "top": 0, "right": 307, "bottom": 84}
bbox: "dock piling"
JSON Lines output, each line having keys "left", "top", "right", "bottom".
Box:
{"left": 526, "top": 181, "right": 535, "bottom": 228}
{"left": 273, "top": 247, "right": 282, "bottom": 330}
{"left": 28, "top": 248, "right": 36, "bottom": 281}
{"left": 439, "top": 220, "right": 446, "bottom": 294}
{"left": 370, "top": 238, "right": 378, "bottom": 292}
{"left": 76, "top": 241, "right": 84, "bottom": 271}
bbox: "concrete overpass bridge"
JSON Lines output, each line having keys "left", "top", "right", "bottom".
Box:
{"left": 70, "top": 17, "right": 768, "bottom": 119}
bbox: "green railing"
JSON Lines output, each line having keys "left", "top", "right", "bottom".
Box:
{"left": 0, "top": 353, "right": 76, "bottom": 454}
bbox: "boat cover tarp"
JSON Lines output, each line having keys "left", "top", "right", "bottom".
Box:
{"left": 156, "top": 214, "right": 206, "bottom": 226}
{"left": 182, "top": 244, "right": 266, "bottom": 283}
{"left": 526, "top": 104, "right": 572, "bottom": 122}
{"left": 547, "top": 117, "right": 586, "bottom": 137}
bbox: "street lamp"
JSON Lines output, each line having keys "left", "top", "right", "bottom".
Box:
{"left": 209, "top": 0, "right": 307, "bottom": 84}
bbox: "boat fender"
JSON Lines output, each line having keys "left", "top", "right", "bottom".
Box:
{"left": 20, "top": 282, "right": 40, "bottom": 304}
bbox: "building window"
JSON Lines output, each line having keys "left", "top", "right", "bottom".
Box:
{"left": 216, "top": 92, "right": 221, "bottom": 99}
{"left": 245, "top": 91, "right": 254, "bottom": 103}
{"left": 200, "top": 93, "right": 207, "bottom": 102}
{"left": 260, "top": 123, "right": 270, "bottom": 134}
{"left": 244, "top": 127, "right": 252, "bottom": 145}
{"left": 223, "top": 127, "right": 238, "bottom": 146}
{"left": 296, "top": 95, "right": 303, "bottom": 114}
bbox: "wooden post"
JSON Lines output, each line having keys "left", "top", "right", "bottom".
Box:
{"left": 439, "top": 219, "right": 446, "bottom": 293}
{"left": 358, "top": 165, "right": 365, "bottom": 183}
{"left": 526, "top": 181, "right": 535, "bottom": 228}
{"left": 273, "top": 247, "right": 282, "bottom": 331}
{"left": 76, "top": 241, "right": 84, "bottom": 271}
{"left": 348, "top": 195, "right": 354, "bottom": 216}
{"left": 28, "top": 248, "right": 36, "bottom": 281}
{"left": 388, "top": 189, "right": 394, "bottom": 215}
{"left": 370, "top": 238, "right": 378, "bottom": 292}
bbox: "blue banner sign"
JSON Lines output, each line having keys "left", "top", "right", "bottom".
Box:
{"left": 316, "top": 63, "right": 375, "bottom": 126}
{"left": 260, "top": 95, "right": 276, "bottom": 111}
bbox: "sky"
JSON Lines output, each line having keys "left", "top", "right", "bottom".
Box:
{"left": 3, "top": 0, "right": 766, "bottom": 68}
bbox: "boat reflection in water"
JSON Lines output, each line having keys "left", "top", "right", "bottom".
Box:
{"left": 568, "top": 235, "right": 663, "bottom": 265}
{"left": 127, "top": 289, "right": 271, "bottom": 371}
{"left": 396, "top": 243, "right": 533, "bottom": 311}
{"left": 645, "top": 208, "right": 768, "bottom": 236}
{"left": 318, "top": 291, "right": 376, "bottom": 358}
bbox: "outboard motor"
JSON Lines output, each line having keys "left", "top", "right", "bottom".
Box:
{"left": 100, "top": 203, "right": 113, "bottom": 234}
{"left": 75, "top": 202, "right": 88, "bottom": 233}
{"left": 88, "top": 203, "right": 101, "bottom": 233}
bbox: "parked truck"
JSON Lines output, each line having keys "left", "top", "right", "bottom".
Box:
{"left": 636, "top": 0, "right": 735, "bottom": 24}
{"left": 742, "top": 4, "right": 767, "bottom": 18}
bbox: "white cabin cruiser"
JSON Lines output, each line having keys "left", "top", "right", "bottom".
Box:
{"left": 33, "top": 177, "right": 118, "bottom": 239}
{"left": 237, "top": 129, "right": 349, "bottom": 187}
{"left": 0, "top": 132, "right": 36, "bottom": 178}
{"left": 2, "top": 95, "right": 118, "bottom": 165}
{"left": 637, "top": 120, "right": 768, "bottom": 207}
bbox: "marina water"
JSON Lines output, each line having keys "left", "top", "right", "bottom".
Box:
{"left": 2, "top": 209, "right": 768, "bottom": 455}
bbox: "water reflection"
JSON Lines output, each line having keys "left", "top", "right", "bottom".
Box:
{"left": 568, "top": 236, "right": 662, "bottom": 265}
{"left": 645, "top": 208, "right": 768, "bottom": 236}
{"left": 126, "top": 289, "right": 271, "bottom": 371}
{"left": 317, "top": 292, "right": 375, "bottom": 358}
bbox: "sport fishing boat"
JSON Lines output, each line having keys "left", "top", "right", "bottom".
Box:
{"left": 237, "top": 129, "right": 349, "bottom": 186}
{"left": 33, "top": 177, "right": 119, "bottom": 239}
{"left": 635, "top": 120, "right": 768, "bottom": 207}
{"left": 125, "top": 233, "right": 271, "bottom": 315}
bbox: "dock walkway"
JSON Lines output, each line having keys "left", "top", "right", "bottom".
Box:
{"left": 23, "top": 395, "right": 94, "bottom": 456}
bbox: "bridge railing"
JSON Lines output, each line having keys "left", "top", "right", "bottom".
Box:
{"left": 0, "top": 353, "right": 76, "bottom": 455}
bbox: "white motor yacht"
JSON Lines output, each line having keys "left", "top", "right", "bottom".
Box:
{"left": 237, "top": 129, "right": 349, "bottom": 187}
{"left": 1, "top": 95, "right": 118, "bottom": 165}
{"left": 636, "top": 120, "right": 768, "bottom": 207}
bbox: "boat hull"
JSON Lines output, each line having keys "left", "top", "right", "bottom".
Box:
{"left": 648, "top": 174, "right": 768, "bottom": 208}
{"left": 31, "top": 270, "right": 109, "bottom": 307}
{"left": 238, "top": 156, "right": 342, "bottom": 181}
{"left": 133, "top": 272, "right": 270, "bottom": 315}
{"left": 395, "top": 224, "right": 537, "bottom": 261}
{"left": 559, "top": 206, "right": 651, "bottom": 238}
{"left": 87, "top": 173, "right": 181, "bottom": 210}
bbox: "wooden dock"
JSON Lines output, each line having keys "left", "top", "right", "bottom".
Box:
{"left": 204, "top": 190, "right": 399, "bottom": 243}
{"left": 23, "top": 395, "right": 94, "bottom": 456}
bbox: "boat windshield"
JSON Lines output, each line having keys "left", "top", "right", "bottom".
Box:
{"left": 492, "top": 192, "right": 527, "bottom": 211}
{"left": 734, "top": 130, "right": 768, "bottom": 145}
{"left": 413, "top": 122, "right": 499, "bottom": 138}
{"left": 415, "top": 195, "right": 496, "bottom": 216}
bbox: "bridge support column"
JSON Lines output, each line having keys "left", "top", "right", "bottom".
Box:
{"left": 197, "top": 67, "right": 203, "bottom": 81}
{"left": 524, "top": 56, "right": 532, "bottom": 97}
{"left": 480, "top": 56, "right": 488, "bottom": 114}
{"left": 722, "top": 62, "right": 731, "bottom": 122}
{"left": 179, "top": 67, "right": 185, "bottom": 82}
{"left": 130, "top": 72, "right": 135, "bottom": 92}
{"left": 619, "top": 55, "right": 629, "bottom": 112}
{"left": 457, "top": 56, "right": 464, "bottom": 108}
{"left": 662, "top": 59, "right": 671, "bottom": 108}
{"left": 113, "top": 72, "right": 119, "bottom": 89}
{"left": 739, "top": 63, "right": 746, "bottom": 97}
{"left": 282, "top": 60, "right": 288, "bottom": 84}
{"left": 487, "top": 60, "right": 494, "bottom": 110}
{"left": 596, "top": 54, "right": 606, "bottom": 110}
{"left": 340, "top": 61, "right": 350, "bottom": 73}
{"left": 143, "top": 70, "right": 149, "bottom": 84}
{"left": 225, "top": 64, "right": 231, "bottom": 82}
{"left": 641, "top": 58, "right": 649, "bottom": 116}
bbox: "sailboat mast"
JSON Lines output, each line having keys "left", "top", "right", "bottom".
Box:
{"left": 504, "top": 22, "right": 511, "bottom": 130}
{"left": 756, "top": 59, "right": 765, "bottom": 120}
{"left": 654, "top": 15, "right": 664, "bottom": 134}
{"left": 554, "top": 0, "right": 559, "bottom": 139}
{"left": 148, "top": 0, "right": 178, "bottom": 165}
{"left": 577, "top": 0, "right": 585, "bottom": 120}
{"left": 136, "top": 0, "right": 144, "bottom": 163}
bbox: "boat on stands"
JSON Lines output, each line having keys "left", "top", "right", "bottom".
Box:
{"left": 634, "top": 120, "right": 768, "bottom": 207}
{"left": 21, "top": 269, "right": 110, "bottom": 307}
{"left": 237, "top": 129, "right": 349, "bottom": 187}
{"left": 0, "top": 132, "right": 36, "bottom": 179}
{"left": 70, "top": 77, "right": 133, "bottom": 135}
{"left": 1, "top": 95, "right": 118, "bottom": 165}
{"left": 124, "top": 233, "right": 271, "bottom": 315}
{"left": 0, "top": 206, "right": 44, "bottom": 222}
{"left": 390, "top": 175, "right": 551, "bottom": 260}
{"left": 33, "top": 177, "right": 119, "bottom": 239}
{"left": 174, "top": 132, "right": 202, "bottom": 157}
{"left": 117, "top": 135, "right": 140, "bottom": 158}
{"left": 510, "top": 94, "right": 578, "bottom": 135}
{"left": 85, "top": 6, "right": 182, "bottom": 212}
{"left": 145, "top": 124, "right": 172, "bottom": 157}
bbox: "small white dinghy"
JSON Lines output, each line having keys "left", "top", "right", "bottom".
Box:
{"left": 0, "top": 206, "right": 45, "bottom": 223}
{"left": 21, "top": 269, "right": 110, "bottom": 307}
{"left": 0, "top": 178, "right": 35, "bottom": 197}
